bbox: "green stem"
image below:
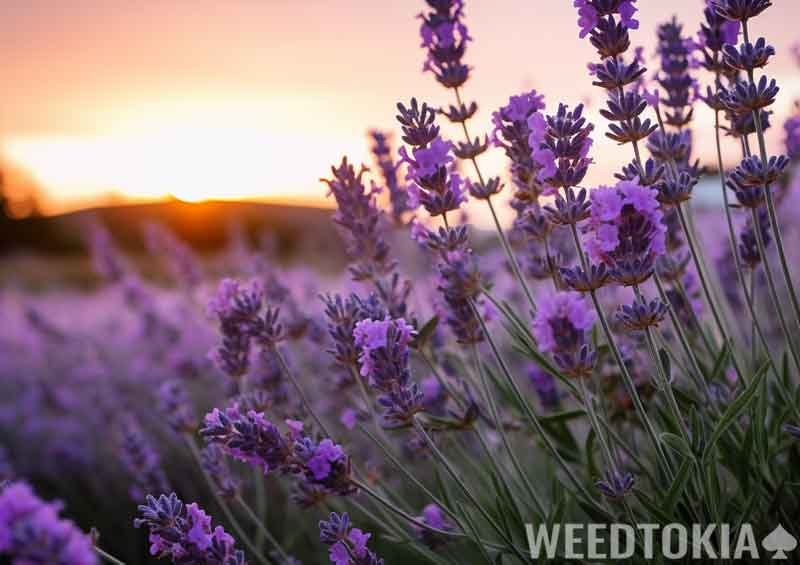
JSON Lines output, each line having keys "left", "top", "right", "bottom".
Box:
{"left": 742, "top": 20, "right": 800, "bottom": 333}
{"left": 452, "top": 85, "right": 537, "bottom": 314}
{"left": 472, "top": 343, "right": 546, "bottom": 516}
{"left": 411, "top": 416, "right": 528, "bottom": 561}
{"left": 749, "top": 207, "right": 800, "bottom": 373}
{"left": 94, "top": 547, "right": 127, "bottom": 565}
{"left": 567, "top": 222, "right": 671, "bottom": 478}
{"left": 273, "top": 345, "right": 331, "bottom": 437}
{"left": 235, "top": 496, "right": 291, "bottom": 564}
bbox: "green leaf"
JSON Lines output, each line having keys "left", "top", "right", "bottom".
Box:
{"left": 660, "top": 432, "right": 694, "bottom": 460}
{"left": 538, "top": 409, "right": 586, "bottom": 424}
{"left": 659, "top": 347, "right": 671, "bottom": 381}
{"left": 703, "top": 361, "right": 770, "bottom": 462}
{"left": 412, "top": 315, "right": 439, "bottom": 349}
{"left": 708, "top": 341, "right": 731, "bottom": 382}
{"left": 634, "top": 489, "right": 672, "bottom": 523}
{"left": 664, "top": 457, "right": 693, "bottom": 515}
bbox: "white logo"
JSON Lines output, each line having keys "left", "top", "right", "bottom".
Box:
{"left": 762, "top": 524, "right": 798, "bottom": 560}
{"left": 525, "top": 522, "right": 798, "bottom": 560}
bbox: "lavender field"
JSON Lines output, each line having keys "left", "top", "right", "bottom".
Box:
{"left": 4, "top": 0, "right": 800, "bottom": 563}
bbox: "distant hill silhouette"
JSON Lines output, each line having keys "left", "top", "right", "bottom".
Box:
{"left": 0, "top": 199, "right": 347, "bottom": 264}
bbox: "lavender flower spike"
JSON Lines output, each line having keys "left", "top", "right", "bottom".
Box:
{"left": 0, "top": 482, "right": 98, "bottom": 565}
{"left": 134, "top": 492, "right": 246, "bottom": 564}
{"left": 319, "top": 512, "right": 384, "bottom": 565}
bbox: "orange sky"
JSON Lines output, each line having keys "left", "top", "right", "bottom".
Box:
{"left": 1, "top": 0, "right": 799, "bottom": 219}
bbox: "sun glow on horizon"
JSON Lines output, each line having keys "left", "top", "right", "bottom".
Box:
{"left": 1, "top": 99, "right": 371, "bottom": 214}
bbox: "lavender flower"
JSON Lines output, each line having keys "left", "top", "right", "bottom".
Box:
{"left": 134, "top": 492, "right": 246, "bottom": 564}
{"left": 117, "top": 415, "right": 170, "bottom": 502}
{"left": 531, "top": 291, "right": 597, "bottom": 379}
{"left": 201, "top": 409, "right": 355, "bottom": 503}
{"left": 159, "top": 379, "right": 197, "bottom": 433}
{"left": 654, "top": 18, "right": 695, "bottom": 129}
{"left": 529, "top": 103, "right": 594, "bottom": 194}
{"left": 596, "top": 470, "right": 635, "bottom": 499}
{"left": 710, "top": 0, "right": 772, "bottom": 23}
{"left": 353, "top": 317, "right": 424, "bottom": 427}
{"left": 415, "top": 503, "right": 454, "bottom": 549}
{"left": 527, "top": 365, "right": 562, "bottom": 411}
{"left": 738, "top": 208, "right": 772, "bottom": 269}
{"left": 322, "top": 293, "right": 386, "bottom": 372}
{"left": 322, "top": 158, "right": 396, "bottom": 282}
{"left": 200, "top": 445, "right": 240, "bottom": 500}
{"left": 0, "top": 482, "right": 97, "bottom": 565}
{"left": 418, "top": 0, "right": 471, "bottom": 89}
{"left": 615, "top": 296, "right": 669, "bottom": 332}
{"left": 369, "top": 130, "right": 410, "bottom": 223}
{"left": 585, "top": 181, "right": 666, "bottom": 285}
{"left": 319, "top": 512, "right": 383, "bottom": 565}
{"left": 399, "top": 137, "right": 466, "bottom": 217}
{"left": 784, "top": 115, "right": 800, "bottom": 160}
{"left": 492, "top": 90, "right": 548, "bottom": 202}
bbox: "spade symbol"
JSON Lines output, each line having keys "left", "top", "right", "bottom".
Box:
{"left": 762, "top": 524, "right": 798, "bottom": 560}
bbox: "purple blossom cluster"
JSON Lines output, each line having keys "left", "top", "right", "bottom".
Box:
{"left": 134, "top": 492, "right": 246, "bottom": 564}
{"left": 369, "top": 130, "right": 410, "bottom": 224}
{"left": 353, "top": 317, "right": 424, "bottom": 427}
{"left": 0, "top": 482, "right": 97, "bottom": 565}
{"left": 585, "top": 181, "right": 666, "bottom": 285}
{"left": 418, "top": 0, "right": 471, "bottom": 89}
{"left": 531, "top": 292, "right": 596, "bottom": 379}
{"left": 201, "top": 408, "right": 355, "bottom": 506}
{"left": 319, "top": 512, "right": 383, "bottom": 565}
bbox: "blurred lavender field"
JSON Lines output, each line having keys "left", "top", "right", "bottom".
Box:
{"left": 3, "top": 1, "right": 800, "bottom": 564}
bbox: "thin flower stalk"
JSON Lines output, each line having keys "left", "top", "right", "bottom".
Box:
{"left": 741, "top": 20, "right": 800, "bottom": 334}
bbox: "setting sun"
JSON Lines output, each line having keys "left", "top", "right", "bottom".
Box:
{"left": 2, "top": 99, "right": 372, "bottom": 212}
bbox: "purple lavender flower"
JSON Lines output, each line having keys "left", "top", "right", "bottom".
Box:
{"left": 529, "top": 103, "right": 594, "bottom": 194}
{"left": 369, "top": 130, "right": 410, "bottom": 223}
{"left": 531, "top": 291, "right": 597, "bottom": 379}
{"left": 201, "top": 409, "right": 355, "bottom": 503}
{"left": 492, "top": 90, "right": 548, "bottom": 202}
{"left": 399, "top": 137, "right": 466, "bottom": 217}
{"left": 117, "top": 415, "right": 170, "bottom": 502}
{"left": 738, "top": 208, "right": 772, "bottom": 269}
{"left": 655, "top": 18, "right": 696, "bottom": 129}
{"left": 322, "top": 293, "right": 387, "bottom": 372}
{"left": 319, "top": 512, "right": 383, "bottom": 565}
{"left": 0, "top": 482, "right": 97, "bottom": 565}
{"left": 418, "top": 0, "right": 471, "bottom": 89}
{"left": 527, "top": 365, "right": 562, "bottom": 411}
{"left": 596, "top": 470, "right": 635, "bottom": 499}
{"left": 322, "top": 158, "right": 397, "bottom": 282}
{"left": 208, "top": 279, "right": 261, "bottom": 378}
{"left": 201, "top": 408, "right": 292, "bottom": 474}
{"left": 574, "top": 1, "right": 639, "bottom": 40}
{"left": 698, "top": 1, "right": 740, "bottom": 71}
{"left": 353, "top": 317, "right": 424, "bottom": 427}
{"left": 615, "top": 296, "right": 669, "bottom": 332}
{"left": 585, "top": 181, "right": 666, "bottom": 285}
{"left": 134, "top": 492, "right": 246, "bottom": 564}
{"left": 200, "top": 445, "right": 240, "bottom": 500}
{"left": 414, "top": 503, "right": 454, "bottom": 549}
{"left": 784, "top": 115, "right": 800, "bottom": 160}
{"left": 710, "top": 0, "right": 772, "bottom": 23}
{"left": 158, "top": 379, "right": 197, "bottom": 433}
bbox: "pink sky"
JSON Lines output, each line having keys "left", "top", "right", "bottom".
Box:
{"left": 1, "top": 0, "right": 798, "bottom": 219}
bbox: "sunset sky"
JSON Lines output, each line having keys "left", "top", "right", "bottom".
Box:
{"left": 1, "top": 0, "right": 799, "bottom": 218}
